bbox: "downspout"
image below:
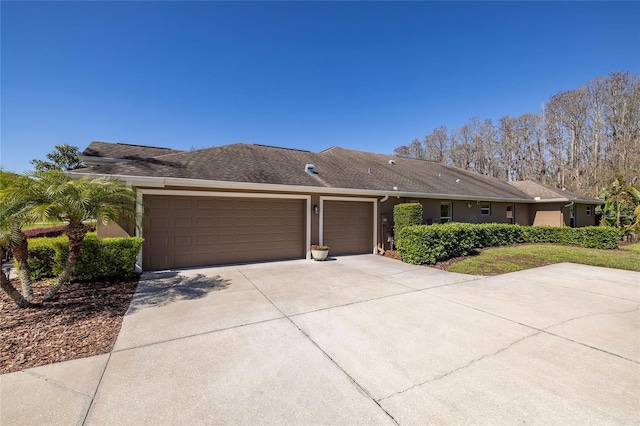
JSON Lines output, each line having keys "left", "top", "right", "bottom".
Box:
{"left": 563, "top": 200, "right": 575, "bottom": 228}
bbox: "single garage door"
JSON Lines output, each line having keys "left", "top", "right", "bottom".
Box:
{"left": 143, "top": 195, "right": 305, "bottom": 270}
{"left": 323, "top": 200, "right": 373, "bottom": 255}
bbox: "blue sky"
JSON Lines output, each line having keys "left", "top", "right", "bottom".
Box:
{"left": 1, "top": 1, "right": 638, "bottom": 173}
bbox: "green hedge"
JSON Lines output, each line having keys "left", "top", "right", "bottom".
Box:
{"left": 393, "top": 203, "right": 423, "bottom": 232}
{"left": 396, "top": 223, "right": 620, "bottom": 265}
{"left": 24, "top": 235, "right": 143, "bottom": 281}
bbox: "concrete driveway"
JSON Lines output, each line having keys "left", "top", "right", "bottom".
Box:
{"left": 2, "top": 256, "right": 639, "bottom": 425}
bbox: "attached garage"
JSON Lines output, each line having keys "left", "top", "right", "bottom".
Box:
{"left": 322, "top": 200, "right": 374, "bottom": 255}
{"left": 142, "top": 194, "right": 306, "bottom": 270}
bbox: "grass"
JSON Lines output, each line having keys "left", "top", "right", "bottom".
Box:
{"left": 22, "top": 219, "right": 97, "bottom": 231}
{"left": 447, "top": 243, "right": 640, "bottom": 275}
{"left": 22, "top": 221, "right": 63, "bottom": 230}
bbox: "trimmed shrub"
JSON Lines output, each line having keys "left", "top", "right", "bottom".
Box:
{"left": 24, "top": 237, "right": 60, "bottom": 280}
{"left": 24, "top": 235, "right": 143, "bottom": 281}
{"left": 578, "top": 226, "right": 620, "bottom": 249}
{"left": 396, "top": 223, "right": 477, "bottom": 265}
{"left": 23, "top": 223, "right": 96, "bottom": 239}
{"left": 473, "top": 223, "right": 525, "bottom": 248}
{"left": 396, "top": 223, "right": 620, "bottom": 265}
{"left": 394, "top": 203, "right": 423, "bottom": 232}
{"left": 23, "top": 225, "right": 67, "bottom": 239}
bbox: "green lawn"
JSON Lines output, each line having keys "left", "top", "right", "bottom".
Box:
{"left": 447, "top": 243, "right": 640, "bottom": 275}
{"left": 22, "top": 221, "right": 64, "bottom": 230}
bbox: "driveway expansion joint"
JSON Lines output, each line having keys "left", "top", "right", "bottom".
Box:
{"left": 22, "top": 370, "right": 95, "bottom": 399}
{"left": 111, "top": 315, "right": 285, "bottom": 353}
{"left": 376, "top": 330, "right": 543, "bottom": 403}
{"left": 426, "top": 292, "right": 640, "bottom": 364}
{"left": 81, "top": 352, "right": 113, "bottom": 425}
{"left": 238, "top": 269, "right": 401, "bottom": 425}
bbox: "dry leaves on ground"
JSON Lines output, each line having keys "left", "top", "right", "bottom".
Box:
{"left": 1, "top": 278, "right": 138, "bottom": 374}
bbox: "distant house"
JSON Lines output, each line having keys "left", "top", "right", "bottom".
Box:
{"left": 73, "top": 141, "right": 602, "bottom": 270}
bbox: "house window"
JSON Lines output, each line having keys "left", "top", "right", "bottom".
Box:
{"left": 440, "top": 202, "right": 452, "bottom": 223}
{"left": 506, "top": 205, "right": 515, "bottom": 224}
{"left": 586, "top": 206, "right": 592, "bottom": 216}
{"left": 480, "top": 203, "right": 491, "bottom": 216}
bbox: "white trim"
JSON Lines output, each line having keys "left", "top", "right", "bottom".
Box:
{"left": 135, "top": 191, "right": 143, "bottom": 272}
{"left": 319, "top": 196, "right": 378, "bottom": 255}
{"left": 136, "top": 189, "right": 311, "bottom": 269}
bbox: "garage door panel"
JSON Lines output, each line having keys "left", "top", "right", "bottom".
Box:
{"left": 143, "top": 195, "right": 305, "bottom": 270}
{"left": 196, "top": 199, "right": 213, "bottom": 209}
{"left": 323, "top": 201, "right": 372, "bottom": 256}
{"left": 173, "top": 217, "right": 192, "bottom": 227}
{"left": 174, "top": 199, "right": 193, "bottom": 209}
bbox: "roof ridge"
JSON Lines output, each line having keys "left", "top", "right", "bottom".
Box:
{"left": 90, "top": 141, "right": 182, "bottom": 151}
{"left": 252, "top": 144, "right": 311, "bottom": 153}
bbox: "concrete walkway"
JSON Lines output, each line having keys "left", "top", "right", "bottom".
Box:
{"left": 2, "top": 256, "right": 639, "bottom": 425}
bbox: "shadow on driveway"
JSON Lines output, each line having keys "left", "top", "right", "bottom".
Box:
{"left": 126, "top": 272, "right": 230, "bottom": 314}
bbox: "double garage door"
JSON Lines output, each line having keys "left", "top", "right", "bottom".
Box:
{"left": 142, "top": 195, "right": 374, "bottom": 270}
{"left": 143, "top": 195, "right": 305, "bottom": 270}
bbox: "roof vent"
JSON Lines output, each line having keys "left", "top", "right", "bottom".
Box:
{"left": 388, "top": 159, "right": 396, "bottom": 165}
{"left": 456, "top": 179, "right": 461, "bottom": 183}
{"left": 305, "top": 164, "right": 315, "bottom": 174}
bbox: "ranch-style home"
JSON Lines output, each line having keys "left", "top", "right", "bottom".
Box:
{"left": 73, "top": 141, "right": 602, "bottom": 270}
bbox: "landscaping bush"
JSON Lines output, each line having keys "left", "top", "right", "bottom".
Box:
{"left": 577, "top": 226, "right": 621, "bottom": 249}
{"left": 396, "top": 223, "right": 477, "bottom": 265}
{"left": 23, "top": 235, "right": 143, "bottom": 281}
{"left": 24, "top": 237, "right": 60, "bottom": 280}
{"left": 393, "top": 203, "right": 423, "bottom": 232}
{"left": 473, "top": 223, "right": 525, "bottom": 248}
{"left": 396, "top": 223, "right": 620, "bottom": 265}
{"left": 523, "top": 226, "right": 581, "bottom": 245}
{"left": 23, "top": 223, "right": 96, "bottom": 239}
{"left": 23, "top": 225, "right": 67, "bottom": 239}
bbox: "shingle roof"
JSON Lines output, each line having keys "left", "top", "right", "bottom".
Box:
{"left": 77, "top": 142, "right": 599, "bottom": 202}
{"left": 82, "top": 141, "right": 183, "bottom": 160}
{"left": 508, "top": 181, "right": 599, "bottom": 203}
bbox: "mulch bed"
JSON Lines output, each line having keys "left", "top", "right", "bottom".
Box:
{"left": 1, "top": 278, "right": 138, "bottom": 374}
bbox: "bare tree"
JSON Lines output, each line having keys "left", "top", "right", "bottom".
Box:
{"left": 395, "top": 71, "right": 639, "bottom": 197}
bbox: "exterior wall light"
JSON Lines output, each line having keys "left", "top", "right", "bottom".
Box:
{"left": 313, "top": 204, "right": 319, "bottom": 215}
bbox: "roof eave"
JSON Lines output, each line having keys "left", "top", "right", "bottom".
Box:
{"left": 67, "top": 171, "right": 549, "bottom": 203}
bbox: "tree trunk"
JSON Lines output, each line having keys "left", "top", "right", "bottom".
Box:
{"left": 11, "top": 230, "right": 33, "bottom": 300}
{"left": 42, "top": 224, "right": 89, "bottom": 302}
{"left": 0, "top": 248, "right": 29, "bottom": 308}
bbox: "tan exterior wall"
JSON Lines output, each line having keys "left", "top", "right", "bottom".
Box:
{"left": 529, "top": 204, "right": 564, "bottom": 227}
{"left": 575, "top": 204, "right": 597, "bottom": 227}
{"left": 97, "top": 221, "right": 132, "bottom": 238}
{"left": 450, "top": 201, "right": 530, "bottom": 225}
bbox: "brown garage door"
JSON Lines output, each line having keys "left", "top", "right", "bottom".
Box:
{"left": 143, "top": 195, "right": 305, "bottom": 270}
{"left": 323, "top": 201, "right": 373, "bottom": 255}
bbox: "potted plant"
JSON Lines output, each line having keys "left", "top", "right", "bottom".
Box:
{"left": 310, "top": 244, "right": 329, "bottom": 261}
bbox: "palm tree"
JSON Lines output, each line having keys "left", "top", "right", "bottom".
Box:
{"left": 0, "top": 231, "right": 29, "bottom": 308}
{"left": 600, "top": 177, "right": 640, "bottom": 228}
{"left": 0, "top": 172, "right": 36, "bottom": 302}
{"left": 27, "top": 171, "right": 138, "bottom": 301}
